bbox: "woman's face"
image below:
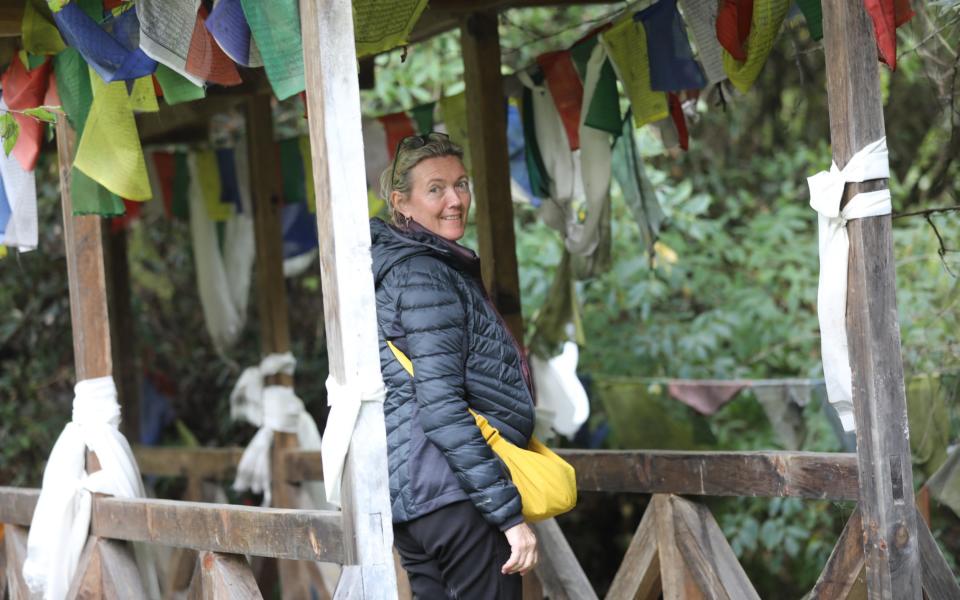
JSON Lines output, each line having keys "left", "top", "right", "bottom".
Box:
{"left": 393, "top": 156, "right": 471, "bottom": 241}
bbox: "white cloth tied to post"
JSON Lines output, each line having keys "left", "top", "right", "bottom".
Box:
{"left": 321, "top": 375, "right": 386, "bottom": 506}
{"left": 231, "top": 353, "right": 324, "bottom": 507}
{"left": 23, "top": 377, "right": 146, "bottom": 600}
{"left": 807, "top": 137, "right": 892, "bottom": 433}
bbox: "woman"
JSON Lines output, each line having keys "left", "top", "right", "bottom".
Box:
{"left": 370, "top": 132, "right": 538, "bottom": 598}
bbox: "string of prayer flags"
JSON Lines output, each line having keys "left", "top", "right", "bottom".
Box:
{"left": 865, "top": 0, "right": 914, "bottom": 70}
{"left": 353, "top": 0, "right": 430, "bottom": 58}
{"left": 795, "top": 0, "right": 823, "bottom": 41}
{"left": 601, "top": 17, "right": 668, "bottom": 128}
{"left": 721, "top": 0, "right": 791, "bottom": 93}
{"left": 570, "top": 37, "right": 621, "bottom": 136}
{"left": 716, "top": 0, "right": 754, "bottom": 61}
{"left": 0, "top": 100, "right": 38, "bottom": 251}
{"left": 241, "top": 0, "right": 305, "bottom": 100}
{"left": 74, "top": 68, "right": 151, "bottom": 200}
{"left": 22, "top": 0, "right": 65, "bottom": 55}
{"left": 379, "top": 112, "right": 416, "bottom": 160}
{"left": 410, "top": 102, "right": 436, "bottom": 135}
{"left": 52, "top": 1, "right": 158, "bottom": 83}
{"left": 186, "top": 5, "right": 243, "bottom": 86}
{"left": 636, "top": 0, "right": 707, "bottom": 93}
{"left": 206, "top": 0, "right": 264, "bottom": 67}
{"left": 537, "top": 51, "right": 583, "bottom": 151}
{"left": 439, "top": 93, "right": 470, "bottom": 169}
{"left": 678, "top": 0, "right": 727, "bottom": 84}
{"left": 138, "top": 0, "right": 205, "bottom": 88}
{"left": 154, "top": 64, "right": 206, "bottom": 105}
{"left": 1, "top": 54, "right": 51, "bottom": 171}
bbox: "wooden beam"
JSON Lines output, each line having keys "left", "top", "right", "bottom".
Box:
{"left": 461, "top": 10, "right": 524, "bottom": 339}
{"left": 0, "top": 5, "right": 23, "bottom": 37}
{"left": 4, "top": 525, "right": 30, "bottom": 600}
{"left": 605, "top": 499, "right": 661, "bottom": 600}
{"left": 821, "top": 2, "right": 921, "bottom": 598}
{"left": 133, "top": 446, "right": 243, "bottom": 480}
{"left": 652, "top": 495, "right": 703, "bottom": 600}
{"left": 0, "top": 488, "right": 344, "bottom": 563}
{"left": 104, "top": 227, "right": 141, "bottom": 442}
{"left": 191, "top": 552, "right": 264, "bottom": 600}
{"left": 57, "top": 120, "right": 112, "bottom": 380}
{"left": 811, "top": 508, "right": 867, "bottom": 600}
{"left": 530, "top": 519, "right": 597, "bottom": 600}
{"left": 670, "top": 495, "right": 760, "bottom": 600}
{"left": 916, "top": 513, "right": 960, "bottom": 600}
{"left": 298, "top": 0, "right": 397, "bottom": 595}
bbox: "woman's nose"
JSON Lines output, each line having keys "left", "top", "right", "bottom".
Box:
{"left": 444, "top": 187, "right": 463, "bottom": 207}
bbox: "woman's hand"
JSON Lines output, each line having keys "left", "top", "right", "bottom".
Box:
{"left": 502, "top": 522, "right": 538, "bottom": 575}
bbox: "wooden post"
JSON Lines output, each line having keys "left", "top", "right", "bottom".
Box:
{"left": 299, "top": 0, "right": 397, "bottom": 597}
{"left": 461, "top": 10, "right": 524, "bottom": 340}
{"left": 821, "top": 2, "right": 921, "bottom": 598}
{"left": 104, "top": 227, "right": 141, "bottom": 443}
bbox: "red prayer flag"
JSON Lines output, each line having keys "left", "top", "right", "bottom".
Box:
{"left": 186, "top": 5, "right": 242, "bottom": 86}
{"left": 379, "top": 112, "right": 416, "bottom": 160}
{"left": 111, "top": 199, "right": 143, "bottom": 233}
{"left": 865, "top": 0, "right": 914, "bottom": 70}
{"left": 152, "top": 152, "right": 175, "bottom": 218}
{"left": 0, "top": 54, "right": 52, "bottom": 172}
{"left": 716, "top": 0, "right": 754, "bottom": 62}
{"left": 668, "top": 93, "right": 689, "bottom": 152}
{"left": 537, "top": 50, "right": 583, "bottom": 150}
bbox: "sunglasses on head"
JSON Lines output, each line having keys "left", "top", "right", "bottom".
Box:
{"left": 389, "top": 131, "right": 451, "bottom": 191}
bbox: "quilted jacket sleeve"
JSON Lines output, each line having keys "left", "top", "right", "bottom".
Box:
{"left": 395, "top": 264, "right": 524, "bottom": 531}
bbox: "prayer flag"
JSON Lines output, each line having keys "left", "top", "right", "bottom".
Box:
{"left": 281, "top": 201, "right": 318, "bottom": 258}
{"left": 668, "top": 93, "right": 689, "bottom": 151}
{"left": 150, "top": 152, "right": 176, "bottom": 217}
{"left": 601, "top": 17, "right": 668, "bottom": 128}
{"left": 379, "top": 112, "right": 416, "bottom": 160}
{"left": 195, "top": 150, "right": 233, "bottom": 221}
{"left": 521, "top": 85, "right": 550, "bottom": 199}
{"left": 278, "top": 138, "right": 307, "bottom": 205}
{"left": 722, "top": 0, "right": 791, "bottom": 93}
{"left": 154, "top": 64, "right": 206, "bottom": 104}
{"left": 795, "top": 0, "right": 823, "bottom": 41}
{"left": 716, "top": 0, "right": 754, "bottom": 61}
{"left": 138, "top": 0, "right": 205, "bottom": 87}
{"left": 439, "top": 93, "right": 470, "bottom": 169}
{"left": 129, "top": 76, "right": 160, "bottom": 113}
{"left": 570, "top": 37, "right": 621, "bottom": 136}
{"left": 635, "top": 0, "right": 707, "bottom": 92}
{"left": 0, "top": 54, "right": 50, "bottom": 171}
{"left": 0, "top": 99, "right": 39, "bottom": 251}
{"left": 172, "top": 152, "right": 191, "bottom": 219}
{"left": 537, "top": 51, "right": 583, "bottom": 150}
{"left": 53, "top": 48, "right": 93, "bottom": 133}
{"left": 353, "top": 0, "right": 429, "bottom": 58}
{"left": 216, "top": 148, "right": 243, "bottom": 213}
{"left": 612, "top": 114, "right": 664, "bottom": 252}
{"left": 186, "top": 5, "right": 243, "bottom": 86}
{"left": 22, "top": 0, "right": 65, "bottom": 55}
{"left": 678, "top": 0, "right": 728, "bottom": 84}
{"left": 865, "top": 0, "right": 914, "bottom": 70}
{"left": 410, "top": 102, "right": 436, "bottom": 135}
{"left": 241, "top": 0, "right": 305, "bottom": 100}
{"left": 206, "top": 0, "right": 264, "bottom": 67}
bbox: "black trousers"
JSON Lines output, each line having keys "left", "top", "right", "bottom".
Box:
{"left": 393, "top": 501, "right": 522, "bottom": 599}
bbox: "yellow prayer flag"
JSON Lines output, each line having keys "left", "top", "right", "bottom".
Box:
{"left": 0, "top": 245, "right": 7, "bottom": 259}
{"left": 195, "top": 150, "right": 233, "bottom": 222}
{"left": 439, "top": 93, "right": 470, "bottom": 170}
{"left": 129, "top": 76, "right": 160, "bottom": 114}
{"left": 74, "top": 68, "right": 152, "bottom": 201}
{"left": 600, "top": 17, "right": 668, "bottom": 128}
{"left": 353, "top": 0, "right": 429, "bottom": 58}
{"left": 22, "top": 0, "right": 65, "bottom": 55}
{"left": 299, "top": 135, "right": 316, "bottom": 214}
{"left": 722, "top": 0, "right": 791, "bottom": 93}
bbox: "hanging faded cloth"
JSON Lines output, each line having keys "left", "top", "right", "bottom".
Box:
{"left": 752, "top": 381, "right": 812, "bottom": 450}
{"left": 807, "top": 137, "right": 891, "bottom": 432}
{"left": 22, "top": 378, "right": 150, "bottom": 600}
{"left": 205, "top": 0, "right": 264, "bottom": 67}
{"left": 636, "top": 0, "right": 707, "bottom": 92}
{"left": 667, "top": 379, "right": 749, "bottom": 415}
{"left": 721, "top": 0, "right": 791, "bottom": 93}
{"left": 0, "top": 99, "right": 39, "bottom": 252}
{"left": 1, "top": 54, "right": 52, "bottom": 171}
{"left": 678, "top": 0, "right": 727, "bottom": 84}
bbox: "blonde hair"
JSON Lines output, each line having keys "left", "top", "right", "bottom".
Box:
{"left": 378, "top": 133, "right": 464, "bottom": 224}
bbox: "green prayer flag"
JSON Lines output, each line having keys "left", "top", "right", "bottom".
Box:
{"left": 570, "top": 36, "right": 621, "bottom": 135}
{"left": 155, "top": 65, "right": 206, "bottom": 105}
{"left": 612, "top": 114, "right": 664, "bottom": 253}
{"left": 241, "top": 0, "right": 305, "bottom": 100}
{"left": 521, "top": 86, "right": 550, "bottom": 199}
{"left": 353, "top": 0, "right": 429, "bottom": 58}
{"left": 54, "top": 48, "right": 93, "bottom": 134}
{"left": 279, "top": 138, "right": 306, "bottom": 204}
{"left": 71, "top": 167, "right": 125, "bottom": 216}
{"left": 411, "top": 102, "right": 436, "bottom": 135}
{"left": 907, "top": 374, "right": 950, "bottom": 479}
{"left": 796, "top": 0, "right": 823, "bottom": 41}
{"left": 172, "top": 152, "right": 190, "bottom": 220}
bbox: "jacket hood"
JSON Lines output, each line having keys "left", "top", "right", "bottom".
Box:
{"left": 370, "top": 217, "right": 481, "bottom": 285}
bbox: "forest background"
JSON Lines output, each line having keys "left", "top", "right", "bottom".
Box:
{"left": 2, "top": 1, "right": 959, "bottom": 596}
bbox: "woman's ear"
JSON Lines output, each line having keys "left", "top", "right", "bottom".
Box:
{"left": 390, "top": 190, "right": 406, "bottom": 217}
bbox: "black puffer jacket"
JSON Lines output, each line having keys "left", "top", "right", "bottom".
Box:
{"left": 370, "top": 218, "right": 535, "bottom": 531}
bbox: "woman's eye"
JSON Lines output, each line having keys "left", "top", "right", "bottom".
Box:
{"left": 429, "top": 186, "right": 441, "bottom": 194}
{"left": 456, "top": 181, "right": 468, "bottom": 190}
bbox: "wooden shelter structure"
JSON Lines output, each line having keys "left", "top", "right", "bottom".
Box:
{"left": 1, "top": 0, "right": 958, "bottom": 599}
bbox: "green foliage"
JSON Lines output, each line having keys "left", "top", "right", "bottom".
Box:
{"left": 0, "top": 112, "right": 19, "bottom": 156}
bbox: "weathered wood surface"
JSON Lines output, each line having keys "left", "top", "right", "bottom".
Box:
{"left": 299, "top": 0, "right": 397, "bottom": 596}
{"left": 188, "top": 552, "right": 264, "bottom": 600}
{"left": 652, "top": 495, "right": 703, "bottom": 600}
{"left": 916, "top": 513, "right": 960, "bottom": 600}
{"left": 531, "top": 518, "right": 597, "bottom": 600}
{"left": 671, "top": 496, "right": 760, "bottom": 600}
{"left": 566, "top": 450, "right": 859, "bottom": 499}
{"left": 461, "top": 10, "right": 524, "bottom": 339}
{"left": 134, "top": 446, "right": 243, "bottom": 480}
{"left": 56, "top": 120, "right": 112, "bottom": 380}
{"left": 64, "top": 537, "right": 148, "bottom": 600}
{"left": 822, "top": 1, "right": 921, "bottom": 598}
{"left": 605, "top": 500, "right": 660, "bottom": 600}
{"left": 4, "top": 525, "right": 30, "bottom": 600}
{"left": 810, "top": 508, "right": 867, "bottom": 600}
{"left": 0, "top": 488, "right": 343, "bottom": 563}
{"left": 104, "top": 227, "right": 141, "bottom": 442}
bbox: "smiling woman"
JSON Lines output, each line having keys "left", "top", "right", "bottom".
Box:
{"left": 369, "top": 134, "right": 538, "bottom": 598}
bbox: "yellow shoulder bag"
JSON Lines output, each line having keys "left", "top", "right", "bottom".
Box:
{"left": 387, "top": 341, "right": 577, "bottom": 522}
